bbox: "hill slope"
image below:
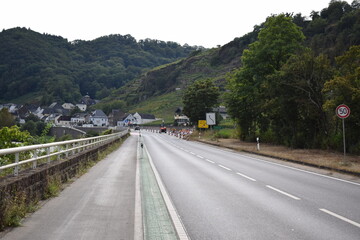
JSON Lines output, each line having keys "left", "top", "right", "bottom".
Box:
{"left": 0, "top": 27, "right": 200, "bottom": 103}
{"left": 105, "top": 1, "right": 360, "bottom": 120}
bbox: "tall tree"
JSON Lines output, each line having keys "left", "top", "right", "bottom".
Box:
{"left": 182, "top": 79, "right": 219, "bottom": 124}
{"left": 226, "top": 14, "right": 305, "bottom": 141}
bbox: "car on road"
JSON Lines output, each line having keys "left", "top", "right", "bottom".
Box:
{"left": 134, "top": 126, "right": 140, "bottom": 130}
{"left": 160, "top": 126, "right": 167, "bottom": 133}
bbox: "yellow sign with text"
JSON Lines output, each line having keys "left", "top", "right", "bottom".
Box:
{"left": 198, "top": 120, "right": 209, "bottom": 128}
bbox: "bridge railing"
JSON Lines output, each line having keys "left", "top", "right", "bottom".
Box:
{"left": 0, "top": 130, "right": 128, "bottom": 177}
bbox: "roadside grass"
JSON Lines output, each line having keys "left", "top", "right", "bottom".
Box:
{"left": 192, "top": 129, "right": 360, "bottom": 175}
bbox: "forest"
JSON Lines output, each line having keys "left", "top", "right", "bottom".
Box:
{"left": 0, "top": 28, "right": 201, "bottom": 104}
{"left": 226, "top": 0, "right": 360, "bottom": 153}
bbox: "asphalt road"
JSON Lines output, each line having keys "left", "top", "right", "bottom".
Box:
{"left": 1, "top": 136, "right": 137, "bottom": 240}
{"left": 143, "top": 131, "right": 360, "bottom": 240}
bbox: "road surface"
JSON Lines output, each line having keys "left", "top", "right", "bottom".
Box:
{"left": 143, "top": 131, "right": 360, "bottom": 240}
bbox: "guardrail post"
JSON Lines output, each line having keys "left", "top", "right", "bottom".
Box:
{"left": 33, "top": 151, "right": 37, "bottom": 169}
{"left": 47, "top": 147, "right": 50, "bottom": 163}
{"left": 14, "top": 152, "right": 19, "bottom": 176}
{"left": 66, "top": 144, "right": 69, "bottom": 157}
{"left": 57, "top": 146, "right": 61, "bottom": 160}
{"left": 72, "top": 143, "right": 76, "bottom": 155}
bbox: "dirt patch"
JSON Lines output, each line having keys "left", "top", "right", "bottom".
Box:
{"left": 195, "top": 138, "right": 360, "bottom": 176}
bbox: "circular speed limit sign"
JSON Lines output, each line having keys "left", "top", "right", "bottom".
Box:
{"left": 336, "top": 104, "right": 350, "bottom": 119}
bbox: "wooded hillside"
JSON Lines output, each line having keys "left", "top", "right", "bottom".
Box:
{"left": 0, "top": 28, "right": 200, "bottom": 103}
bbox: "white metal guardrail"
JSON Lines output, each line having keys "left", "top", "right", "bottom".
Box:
{"left": 0, "top": 130, "right": 128, "bottom": 176}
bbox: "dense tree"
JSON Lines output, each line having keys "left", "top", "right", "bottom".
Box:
{"left": 226, "top": 14, "right": 305, "bottom": 141}
{"left": 0, "top": 108, "right": 15, "bottom": 128}
{"left": 0, "top": 125, "right": 31, "bottom": 149}
{"left": 274, "top": 49, "right": 334, "bottom": 147}
{"left": 182, "top": 79, "right": 219, "bottom": 124}
{"left": 323, "top": 45, "right": 360, "bottom": 152}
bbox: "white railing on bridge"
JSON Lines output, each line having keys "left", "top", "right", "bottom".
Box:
{"left": 0, "top": 130, "right": 128, "bottom": 177}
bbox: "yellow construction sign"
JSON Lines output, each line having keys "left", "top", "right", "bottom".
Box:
{"left": 198, "top": 120, "right": 209, "bottom": 128}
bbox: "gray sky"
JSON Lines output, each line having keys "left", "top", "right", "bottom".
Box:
{"left": 0, "top": 0, "right": 352, "bottom": 48}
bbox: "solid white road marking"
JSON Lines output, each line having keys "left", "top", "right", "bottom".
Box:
{"left": 266, "top": 185, "right": 301, "bottom": 200}
{"left": 218, "top": 165, "right": 232, "bottom": 171}
{"left": 320, "top": 208, "right": 360, "bottom": 228}
{"left": 206, "top": 159, "right": 215, "bottom": 163}
{"left": 240, "top": 155, "right": 360, "bottom": 186}
{"left": 144, "top": 145, "right": 190, "bottom": 240}
{"left": 236, "top": 172, "right": 257, "bottom": 181}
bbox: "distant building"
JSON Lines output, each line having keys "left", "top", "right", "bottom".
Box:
{"left": 75, "top": 103, "right": 87, "bottom": 112}
{"left": 62, "top": 103, "right": 75, "bottom": 110}
{"left": 108, "top": 109, "right": 125, "bottom": 126}
{"left": 80, "top": 94, "right": 97, "bottom": 106}
{"left": 49, "top": 102, "right": 68, "bottom": 115}
{"left": 56, "top": 115, "right": 72, "bottom": 126}
{"left": 117, "top": 113, "right": 136, "bottom": 127}
{"left": 90, "top": 109, "right": 108, "bottom": 126}
{"left": 133, "top": 112, "right": 156, "bottom": 124}
{"left": 174, "top": 107, "right": 189, "bottom": 126}
{"left": 71, "top": 113, "right": 90, "bottom": 125}
{"left": 213, "top": 106, "right": 228, "bottom": 120}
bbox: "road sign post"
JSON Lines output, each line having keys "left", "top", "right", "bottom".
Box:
{"left": 336, "top": 104, "right": 350, "bottom": 162}
{"left": 206, "top": 113, "right": 216, "bottom": 125}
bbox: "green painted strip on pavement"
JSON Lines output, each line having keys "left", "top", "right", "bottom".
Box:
{"left": 139, "top": 138, "right": 178, "bottom": 240}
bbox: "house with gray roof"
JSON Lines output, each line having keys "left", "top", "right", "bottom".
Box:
{"left": 90, "top": 109, "right": 108, "bottom": 127}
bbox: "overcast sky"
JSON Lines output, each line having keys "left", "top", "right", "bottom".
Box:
{"left": 0, "top": 0, "right": 353, "bottom": 48}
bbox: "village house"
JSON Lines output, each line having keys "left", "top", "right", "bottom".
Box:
{"left": 90, "top": 109, "right": 108, "bottom": 127}
{"left": 133, "top": 112, "right": 156, "bottom": 124}
{"left": 174, "top": 107, "right": 190, "bottom": 126}
{"left": 62, "top": 103, "right": 75, "bottom": 110}
{"left": 117, "top": 113, "right": 136, "bottom": 127}
{"left": 108, "top": 109, "right": 125, "bottom": 127}
{"left": 76, "top": 103, "right": 87, "bottom": 112}
{"left": 213, "top": 106, "right": 229, "bottom": 120}
{"left": 55, "top": 115, "right": 72, "bottom": 127}
{"left": 71, "top": 113, "right": 90, "bottom": 125}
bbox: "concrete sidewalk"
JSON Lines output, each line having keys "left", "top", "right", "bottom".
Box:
{"left": 1, "top": 135, "right": 137, "bottom": 240}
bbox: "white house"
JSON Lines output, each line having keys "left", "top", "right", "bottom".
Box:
{"left": 55, "top": 115, "right": 72, "bottom": 126}
{"left": 62, "top": 103, "right": 75, "bottom": 110}
{"left": 76, "top": 103, "right": 87, "bottom": 112}
{"left": 90, "top": 109, "right": 108, "bottom": 127}
{"left": 133, "top": 112, "right": 156, "bottom": 124}
{"left": 71, "top": 113, "right": 89, "bottom": 125}
{"left": 117, "top": 113, "right": 136, "bottom": 126}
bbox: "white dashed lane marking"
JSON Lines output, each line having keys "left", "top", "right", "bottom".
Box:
{"left": 266, "top": 185, "right": 301, "bottom": 200}
{"left": 320, "top": 208, "right": 360, "bottom": 228}
{"left": 236, "top": 172, "right": 257, "bottom": 182}
{"left": 218, "top": 165, "right": 232, "bottom": 171}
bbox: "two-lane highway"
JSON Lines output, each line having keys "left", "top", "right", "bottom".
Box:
{"left": 143, "top": 131, "right": 360, "bottom": 240}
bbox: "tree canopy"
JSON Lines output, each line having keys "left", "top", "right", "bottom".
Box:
{"left": 182, "top": 79, "right": 219, "bottom": 124}
{"left": 225, "top": 9, "right": 360, "bottom": 153}
{"left": 0, "top": 28, "right": 200, "bottom": 103}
